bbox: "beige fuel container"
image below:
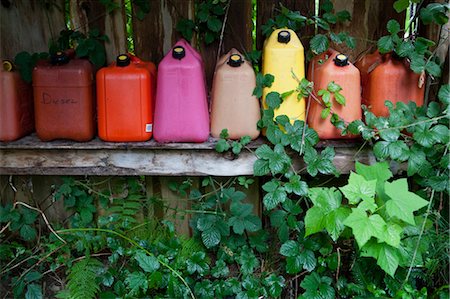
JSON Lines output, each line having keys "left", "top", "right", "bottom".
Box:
{"left": 210, "top": 49, "right": 260, "bottom": 140}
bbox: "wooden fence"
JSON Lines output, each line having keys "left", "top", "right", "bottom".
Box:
{"left": 0, "top": 0, "right": 448, "bottom": 233}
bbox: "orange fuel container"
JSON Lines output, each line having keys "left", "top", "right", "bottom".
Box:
{"left": 0, "top": 60, "right": 34, "bottom": 141}
{"left": 355, "top": 50, "right": 382, "bottom": 106}
{"left": 364, "top": 54, "right": 424, "bottom": 117}
{"left": 32, "top": 52, "right": 94, "bottom": 141}
{"left": 96, "top": 54, "right": 156, "bottom": 142}
{"left": 211, "top": 49, "right": 260, "bottom": 140}
{"left": 307, "top": 48, "right": 338, "bottom": 81}
{"left": 308, "top": 54, "right": 362, "bottom": 139}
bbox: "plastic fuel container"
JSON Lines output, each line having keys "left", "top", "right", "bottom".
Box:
{"left": 32, "top": 52, "right": 94, "bottom": 141}
{"left": 262, "top": 29, "right": 305, "bottom": 122}
{"left": 0, "top": 60, "right": 34, "bottom": 141}
{"left": 355, "top": 50, "right": 382, "bottom": 105}
{"left": 307, "top": 48, "right": 338, "bottom": 81}
{"left": 364, "top": 54, "right": 425, "bottom": 117}
{"left": 153, "top": 41, "right": 209, "bottom": 143}
{"left": 308, "top": 54, "right": 362, "bottom": 139}
{"left": 211, "top": 50, "right": 260, "bottom": 140}
{"left": 96, "top": 54, "right": 156, "bottom": 142}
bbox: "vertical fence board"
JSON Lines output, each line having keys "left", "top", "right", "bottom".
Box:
{"left": 0, "top": 0, "right": 66, "bottom": 60}
{"left": 256, "top": 0, "right": 316, "bottom": 52}
{"left": 70, "top": 0, "right": 127, "bottom": 64}
{"left": 132, "top": 0, "right": 194, "bottom": 63}
{"left": 331, "top": 0, "right": 406, "bottom": 60}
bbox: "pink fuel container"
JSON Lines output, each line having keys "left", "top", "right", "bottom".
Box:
{"left": 153, "top": 40, "right": 209, "bottom": 143}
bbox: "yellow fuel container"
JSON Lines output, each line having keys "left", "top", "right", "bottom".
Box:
{"left": 262, "top": 29, "right": 305, "bottom": 122}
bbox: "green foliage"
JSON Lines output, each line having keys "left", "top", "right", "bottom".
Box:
{"left": 66, "top": 258, "right": 103, "bottom": 299}
{"left": 214, "top": 129, "right": 252, "bottom": 155}
{"left": 176, "top": 0, "right": 228, "bottom": 45}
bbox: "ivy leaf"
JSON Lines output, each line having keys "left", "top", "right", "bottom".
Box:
{"left": 385, "top": 179, "right": 428, "bottom": 225}
{"left": 266, "top": 92, "right": 282, "bottom": 109}
{"left": 300, "top": 272, "right": 335, "bottom": 299}
{"left": 382, "top": 222, "right": 403, "bottom": 248}
{"left": 215, "top": 139, "right": 230, "bottom": 152}
{"left": 125, "top": 272, "right": 148, "bottom": 296}
{"left": 310, "top": 34, "right": 329, "bottom": 54}
{"left": 135, "top": 251, "right": 160, "bottom": 273}
{"left": 304, "top": 146, "right": 337, "bottom": 177}
{"left": 378, "top": 36, "right": 394, "bottom": 54}
{"left": 25, "top": 284, "right": 43, "bottom": 299}
{"left": 207, "top": 17, "right": 222, "bottom": 32}
{"left": 343, "top": 208, "right": 386, "bottom": 248}
{"left": 340, "top": 172, "right": 377, "bottom": 205}
{"left": 387, "top": 20, "right": 401, "bottom": 35}
{"left": 355, "top": 161, "right": 392, "bottom": 196}
{"left": 228, "top": 202, "right": 261, "bottom": 234}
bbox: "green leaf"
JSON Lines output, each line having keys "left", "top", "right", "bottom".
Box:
{"left": 394, "top": 0, "right": 410, "bottom": 12}
{"left": 263, "top": 181, "right": 287, "bottom": 210}
{"left": 413, "top": 127, "right": 436, "bottom": 147}
{"left": 215, "top": 139, "right": 230, "bottom": 153}
{"left": 385, "top": 179, "right": 428, "bottom": 225}
{"left": 228, "top": 204, "right": 261, "bottom": 234}
{"left": 280, "top": 240, "right": 298, "bottom": 257}
{"left": 202, "top": 227, "right": 221, "bottom": 248}
{"left": 321, "top": 107, "right": 331, "bottom": 119}
{"left": 336, "top": 10, "right": 351, "bottom": 22}
{"left": 300, "top": 272, "right": 335, "bottom": 299}
{"left": 25, "top": 284, "right": 42, "bottom": 299}
{"left": 266, "top": 92, "right": 282, "bottom": 109}
{"left": 382, "top": 223, "right": 403, "bottom": 248}
{"left": 339, "top": 172, "right": 377, "bottom": 205}
{"left": 387, "top": 19, "right": 401, "bottom": 35}
{"left": 361, "top": 241, "right": 400, "bottom": 277}
{"left": 327, "top": 81, "right": 342, "bottom": 93}
{"left": 379, "top": 128, "right": 400, "bottom": 142}
{"left": 373, "top": 141, "right": 390, "bottom": 159}
{"left": 187, "top": 252, "right": 209, "bottom": 275}
{"left": 237, "top": 250, "right": 259, "bottom": 275}
{"left": 388, "top": 140, "right": 409, "bottom": 161}
{"left": 207, "top": 17, "right": 222, "bottom": 32}
{"left": 438, "top": 84, "right": 450, "bottom": 106}
{"left": 310, "top": 34, "right": 329, "bottom": 55}
{"left": 431, "top": 124, "right": 449, "bottom": 144}
{"left": 378, "top": 36, "right": 394, "bottom": 54}
{"left": 343, "top": 208, "right": 386, "bottom": 248}
{"left": 135, "top": 251, "right": 160, "bottom": 272}
{"left": 284, "top": 174, "right": 308, "bottom": 196}
{"left": 253, "top": 159, "right": 270, "bottom": 176}
{"left": 396, "top": 41, "right": 414, "bottom": 57}
{"left": 125, "top": 272, "right": 148, "bottom": 295}
{"left": 20, "top": 224, "right": 37, "bottom": 241}
{"left": 407, "top": 146, "right": 432, "bottom": 177}
{"left": 409, "top": 52, "right": 426, "bottom": 73}
{"left": 334, "top": 92, "right": 346, "bottom": 105}
{"left": 304, "top": 147, "right": 337, "bottom": 177}
{"left": 425, "top": 60, "right": 441, "bottom": 77}
{"left": 211, "top": 260, "right": 230, "bottom": 278}
{"left": 264, "top": 274, "right": 285, "bottom": 298}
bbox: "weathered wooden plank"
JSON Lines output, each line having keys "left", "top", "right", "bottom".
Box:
{"left": 256, "top": 0, "right": 316, "bottom": 52}
{"left": 331, "top": 0, "right": 406, "bottom": 60}
{"left": 0, "top": 144, "right": 380, "bottom": 176}
{"left": 0, "top": 0, "right": 66, "bottom": 60}
{"left": 132, "top": 0, "right": 194, "bottom": 63}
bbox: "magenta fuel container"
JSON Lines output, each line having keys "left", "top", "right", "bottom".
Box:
{"left": 153, "top": 40, "right": 209, "bottom": 143}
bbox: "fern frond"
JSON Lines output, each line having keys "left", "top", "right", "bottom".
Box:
{"left": 66, "top": 258, "right": 103, "bottom": 299}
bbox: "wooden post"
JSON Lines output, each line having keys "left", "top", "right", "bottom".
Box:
{"left": 132, "top": 0, "right": 194, "bottom": 63}
{"left": 0, "top": 0, "right": 66, "bottom": 60}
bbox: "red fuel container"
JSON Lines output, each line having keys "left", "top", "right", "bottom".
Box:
{"left": 32, "top": 52, "right": 94, "bottom": 141}
{"left": 0, "top": 60, "right": 34, "bottom": 141}
{"left": 96, "top": 54, "right": 156, "bottom": 142}
{"left": 364, "top": 54, "right": 425, "bottom": 117}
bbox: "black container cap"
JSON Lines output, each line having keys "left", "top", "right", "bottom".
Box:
{"left": 51, "top": 51, "right": 69, "bottom": 65}
{"left": 228, "top": 54, "right": 244, "bottom": 67}
{"left": 334, "top": 54, "right": 349, "bottom": 67}
{"left": 278, "top": 30, "right": 291, "bottom": 43}
{"left": 116, "top": 54, "right": 131, "bottom": 67}
{"left": 172, "top": 46, "right": 186, "bottom": 60}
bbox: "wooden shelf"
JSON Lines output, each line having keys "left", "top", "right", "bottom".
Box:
{"left": 0, "top": 134, "right": 373, "bottom": 176}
